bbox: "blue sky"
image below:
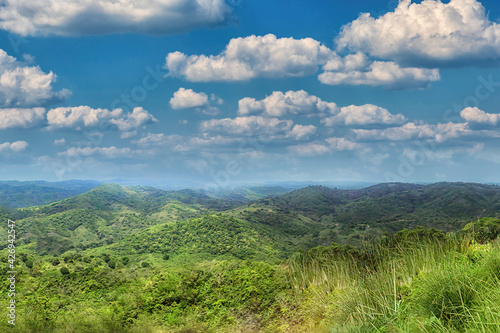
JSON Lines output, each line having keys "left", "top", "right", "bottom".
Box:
{"left": 1, "top": 0, "right": 500, "bottom": 187}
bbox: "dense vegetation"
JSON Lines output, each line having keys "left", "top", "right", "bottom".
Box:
{"left": 2, "top": 182, "right": 500, "bottom": 332}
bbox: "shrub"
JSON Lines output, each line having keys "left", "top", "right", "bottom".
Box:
{"left": 462, "top": 217, "right": 500, "bottom": 243}
{"left": 25, "top": 258, "right": 34, "bottom": 269}
{"left": 108, "top": 260, "right": 116, "bottom": 269}
{"left": 51, "top": 258, "right": 60, "bottom": 266}
{"left": 60, "top": 267, "right": 70, "bottom": 275}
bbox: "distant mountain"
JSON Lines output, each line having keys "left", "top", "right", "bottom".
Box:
{"left": 0, "top": 180, "right": 101, "bottom": 208}
{"left": 241, "top": 182, "right": 500, "bottom": 245}
{"left": 3, "top": 181, "right": 500, "bottom": 257}
{"left": 201, "top": 185, "right": 294, "bottom": 201}
{"left": 4, "top": 184, "right": 237, "bottom": 255}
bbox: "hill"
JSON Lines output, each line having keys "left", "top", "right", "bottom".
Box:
{"left": 0, "top": 180, "right": 101, "bottom": 208}
{"left": 2, "top": 181, "right": 500, "bottom": 332}
{"left": 236, "top": 182, "right": 500, "bottom": 245}
{"left": 0, "top": 184, "right": 233, "bottom": 255}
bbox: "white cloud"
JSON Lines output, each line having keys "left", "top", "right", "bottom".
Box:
{"left": 321, "top": 104, "right": 407, "bottom": 126}
{"left": 54, "top": 138, "right": 65, "bottom": 145}
{"left": 131, "top": 132, "right": 243, "bottom": 153}
{"left": 165, "top": 33, "right": 443, "bottom": 89}
{"left": 170, "top": 88, "right": 209, "bottom": 109}
{"left": 0, "top": 107, "right": 46, "bottom": 129}
{"left": 169, "top": 87, "right": 222, "bottom": 115}
{"left": 238, "top": 90, "right": 339, "bottom": 117}
{"left": 460, "top": 107, "right": 500, "bottom": 125}
{"left": 319, "top": 60, "right": 440, "bottom": 89}
{"left": 337, "top": 0, "right": 500, "bottom": 66}
{"left": 46, "top": 106, "right": 157, "bottom": 131}
{"left": 0, "top": 0, "right": 233, "bottom": 36}
{"left": 110, "top": 107, "right": 157, "bottom": 131}
{"left": 200, "top": 116, "right": 294, "bottom": 137}
{"left": 290, "top": 125, "right": 317, "bottom": 140}
{"left": 131, "top": 133, "right": 192, "bottom": 152}
{"left": 165, "top": 34, "right": 334, "bottom": 81}
{"left": 325, "top": 137, "right": 360, "bottom": 151}
{"left": 132, "top": 133, "right": 174, "bottom": 146}
{"left": 0, "top": 50, "right": 70, "bottom": 107}
{"left": 288, "top": 143, "right": 330, "bottom": 157}
{"left": 288, "top": 137, "right": 359, "bottom": 157}
{"left": 354, "top": 122, "right": 470, "bottom": 142}
{"left": 57, "top": 146, "right": 153, "bottom": 159}
{"left": 188, "top": 135, "right": 242, "bottom": 146}
{"left": 0, "top": 141, "right": 28, "bottom": 153}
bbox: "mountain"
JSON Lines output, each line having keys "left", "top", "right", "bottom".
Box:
{"left": 0, "top": 180, "right": 101, "bottom": 208}
{"left": 2, "top": 181, "right": 500, "bottom": 332}
{"left": 6, "top": 181, "right": 500, "bottom": 256}
{"left": 234, "top": 182, "right": 500, "bottom": 245}
{"left": 3, "top": 184, "right": 235, "bottom": 255}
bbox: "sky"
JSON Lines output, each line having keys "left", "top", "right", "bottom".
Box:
{"left": 1, "top": 0, "right": 500, "bottom": 188}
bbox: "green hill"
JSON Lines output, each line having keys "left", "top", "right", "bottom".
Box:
{"left": 2, "top": 182, "right": 500, "bottom": 332}
{"left": 242, "top": 182, "right": 500, "bottom": 245}
{"left": 0, "top": 184, "right": 229, "bottom": 255}
{"left": 0, "top": 180, "right": 101, "bottom": 208}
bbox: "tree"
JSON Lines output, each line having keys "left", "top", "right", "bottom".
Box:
{"left": 108, "top": 260, "right": 116, "bottom": 269}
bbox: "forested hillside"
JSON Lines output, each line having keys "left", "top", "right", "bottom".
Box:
{"left": 2, "top": 182, "right": 500, "bottom": 332}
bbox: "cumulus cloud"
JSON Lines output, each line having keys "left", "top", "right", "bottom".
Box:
{"left": 0, "top": 0, "right": 233, "bottom": 36}
{"left": 319, "top": 60, "right": 440, "bottom": 89}
{"left": 110, "top": 107, "right": 158, "bottom": 131}
{"left": 321, "top": 104, "right": 407, "bottom": 127}
{"left": 169, "top": 87, "right": 222, "bottom": 115}
{"left": 325, "top": 137, "right": 360, "bottom": 151}
{"left": 0, "top": 141, "right": 29, "bottom": 153}
{"left": 165, "top": 34, "right": 333, "bottom": 81}
{"left": 165, "top": 34, "right": 441, "bottom": 89}
{"left": 290, "top": 125, "right": 317, "bottom": 140}
{"left": 0, "top": 50, "right": 70, "bottom": 107}
{"left": 170, "top": 88, "right": 209, "bottom": 109}
{"left": 0, "top": 107, "right": 46, "bottom": 129}
{"left": 354, "top": 122, "right": 470, "bottom": 142}
{"left": 337, "top": 0, "right": 500, "bottom": 66}
{"left": 460, "top": 107, "right": 500, "bottom": 126}
{"left": 238, "top": 90, "right": 339, "bottom": 117}
{"left": 46, "top": 106, "right": 157, "bottom": 131}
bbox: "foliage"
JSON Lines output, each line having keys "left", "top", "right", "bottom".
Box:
{"left": 2, "top": 182, "right": 500, "bottom": 332}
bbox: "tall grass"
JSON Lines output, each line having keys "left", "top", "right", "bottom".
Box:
{"left": 284, "top": 232, "right": 500, "bottom": 332}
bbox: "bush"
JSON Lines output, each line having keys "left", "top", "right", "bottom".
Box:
{"left": 108, "top": 260, "right": 116, "bottom": 269}
{"left": 462, "top": 217, "right": 500, "bottom": 243}
{"left": 51, "top": 258, "right": 60, "bottom": 266}
{"left": 60, "top": 267, "right": 70, "bottom": 275}
{"left": 25, "top": 258, "right": 34, "bottom": 269}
